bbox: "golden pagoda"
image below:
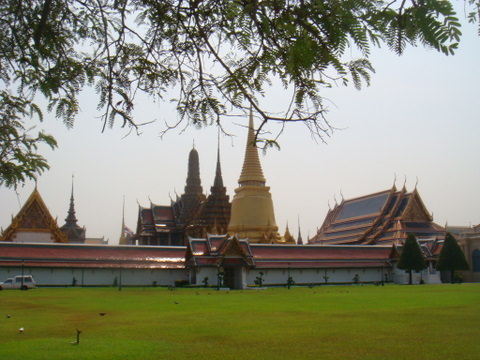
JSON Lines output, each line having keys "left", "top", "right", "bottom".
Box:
{"left": 227, "top": 111, "right": 282, "bottom": 243}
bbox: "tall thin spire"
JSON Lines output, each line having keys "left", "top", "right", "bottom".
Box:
{"left": 213, "top": 131, "right": 224, "bottom": 188}
{"left": 297, "top": 215, "right": 304, "bottom": 245}
{"left": 118, "top": 195, "right": 133, "bottom": 245}
{"left": 197, "top": 132, "right": 231, "bottom": 236}
{"left": 238, "top": 109, "right": 266, "bottom": 185}
{"left": 60, "top": 175, "right": 85, "bottom": 243}
{"left": 64, "top": 175, "right": 78, "bottom": 226}
{"left": 119, "top": 195, "right": 128, "bottom": 245}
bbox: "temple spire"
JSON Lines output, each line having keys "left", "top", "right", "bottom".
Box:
{"left": 213, "top": 132, "right": 224, "bottom": 188}
{"left": 119, "top": 195, "right": 128, "bottom": 245}
{"left": 238, "top": 109, "right": 266, "bottom": 186}
{"left": 64, "top": 175, "right": 78, "bottom": 226}
{"left": 184, "top": 147, "right": 203, "bottom": 196}
{"left": 176, "top": 146, "right": 206, "bottom": 235}
{"left": 60, "top": 175, "right": 86, "bottom": 243}
{"left": 196, "top": 132, "right": 231, "bottom": 236}
{"left": 228, "top": 110, "right": 280, "bottom": 243}
{"left": 297, "top": 215, "right": 304, "bottom": 245}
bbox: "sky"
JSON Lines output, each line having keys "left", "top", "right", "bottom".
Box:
{"left": 1, "top": 10, "right": 479, "bottom": 245}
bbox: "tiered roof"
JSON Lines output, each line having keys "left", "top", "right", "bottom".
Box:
{"left": 60, "top": 180, "right": 86, "bottom": 243}
{"left": 1, "top": 188, "right": 67, "bottom": 243}
{"left": 136, "top": 142, "right": 232, "bottom": 245}
{"left": 196, "top": 144, "right": 231, "bottom": 235}
{"left": 136, "top": 203, "right": 183, "bottom": 245}
{"left": 310, "top": 186, "right": 445, "bottom": 245}
{"left": 186, "top": 234, "right": 254, "bottom": 267}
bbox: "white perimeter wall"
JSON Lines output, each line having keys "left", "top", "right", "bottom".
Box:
{"left": 192, "top": 267, "right": 219, "bottom": 286}
{"left": 245, "top": 267, "right": 391, "bottom": 286}
{"left": 391, "top": 263, "right": 441, "bottom": 284}
{"left": 0, "top": 267, "right": 189, "bottom": 287}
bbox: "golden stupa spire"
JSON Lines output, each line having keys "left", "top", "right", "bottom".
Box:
{"left": 227, "top": 110, "right": 280, "bottom": 243}
{"left": 238, "top": 109, "right": 266, "bottom": 186}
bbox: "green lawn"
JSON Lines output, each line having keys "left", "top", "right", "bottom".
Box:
{"left": 0, "top": 284, "right": 478, "bottom": 360}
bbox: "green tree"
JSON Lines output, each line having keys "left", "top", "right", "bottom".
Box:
{"left": 436, "top": 232, "right": 469, "bottom": 283}
{"left": 397, "top": 233, "right": 426, "bottom": 285}
{"left": 0, "top": 92, "right": 57, "bottom": 188}
{"left": 0, "top": 1, "right": 478, "bottom": 185}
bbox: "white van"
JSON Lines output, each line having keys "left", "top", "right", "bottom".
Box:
{"left": 0, "top": 275, "right": 36, "bottom": 290}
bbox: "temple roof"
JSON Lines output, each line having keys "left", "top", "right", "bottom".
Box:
{"left": 1, "top": 188, "right": 67, "bottom": 243}
{"left": 196, "top": 141, "right": 231, "bottom": 236}
{"left": 186, "top": 234, "right": 254, "bottom": 267}
{"left": 136, "top": 203, "right": 178, "bottom": 237}
{"left": 310, "top": 186, "right": 445, "bottom": 245}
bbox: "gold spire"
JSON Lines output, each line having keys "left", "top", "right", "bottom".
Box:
{"left": 238, "top": 109, "right": 266, "bottom": 185}
{"left": 227, "top": 111, "right": 280, "bottom": 243}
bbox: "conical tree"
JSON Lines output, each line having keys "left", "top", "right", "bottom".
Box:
{"left": 397, "top": 233, "right": 426, "bottom": 285}
{"left": 436, "top": 232, "right": 469, "bottom": 283}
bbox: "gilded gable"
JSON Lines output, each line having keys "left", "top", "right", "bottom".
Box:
{"left": 1, "top": 188, "right": 67, "bottom": 243}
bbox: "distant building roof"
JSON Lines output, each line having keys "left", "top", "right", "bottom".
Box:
{"left": 1, "top": 188, "right": 67, "bottom": 243}
{"left": 310, "top": 186, "right": 445, "bottom": 245}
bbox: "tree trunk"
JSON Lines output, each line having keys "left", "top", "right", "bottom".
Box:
{"left": 408, "top": 270, "right": 412, "bottom": 285}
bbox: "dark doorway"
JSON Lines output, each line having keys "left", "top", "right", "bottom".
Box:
{"left": 224, "top": 268, "right": 236, "bottom": 288}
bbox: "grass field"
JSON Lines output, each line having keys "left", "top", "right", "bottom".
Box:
{"left": 0, "top": 284, "right": 478, "bottom": 360}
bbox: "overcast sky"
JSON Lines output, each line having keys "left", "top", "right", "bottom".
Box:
{"left": 1, "top": 10, "right": 479, "bottom": 245}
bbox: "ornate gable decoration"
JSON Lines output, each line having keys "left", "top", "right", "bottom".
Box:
{"left": 402, "top": 190, "right": 432, "bottom": 222}
{"left": 221, "top": 237, "right": 247, "bottom": 257}
{"left": 1, "top": 188, "right": 67, "bottom": 243}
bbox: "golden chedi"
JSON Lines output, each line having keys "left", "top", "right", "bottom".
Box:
{"left": 228, "top": 111, "right": 282, "bottom": 243}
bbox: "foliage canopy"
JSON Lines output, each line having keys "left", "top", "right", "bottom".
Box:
{"left": 0, "top": 0, "right": 478, "bottom": 187}
{"left": 0, "top": 92, "right": 57, "bottom": 188}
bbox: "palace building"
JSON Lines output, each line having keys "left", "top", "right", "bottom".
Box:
{"left": 2, "top": 112, "right": 470, "bottom": 288}
{"left": 135, "top": 142, "right": 231, "bottom": 246}
{"left": 309, "top": 186, "right": 445, "bottom": 246}
{"left": 135, "top": 111, "right": 293, "bottom": 246}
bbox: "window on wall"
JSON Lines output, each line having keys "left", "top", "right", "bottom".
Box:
{"left": 473, "top": 249, "right": 480, "bottom": 272}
